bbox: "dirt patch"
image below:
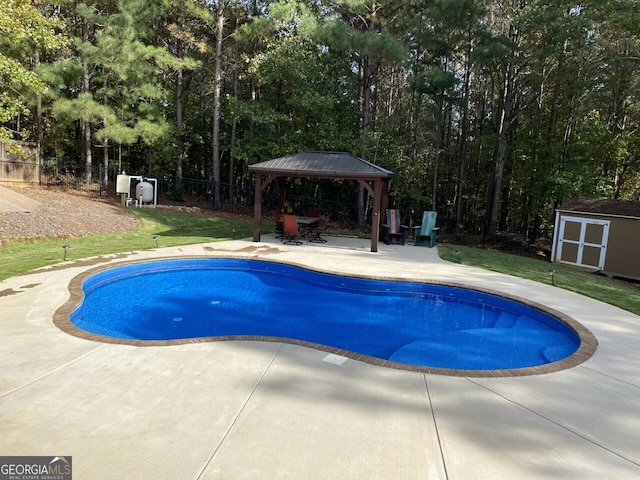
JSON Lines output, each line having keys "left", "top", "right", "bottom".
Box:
{"left": 0, "top": 186, "right": 139, "bottom": 244}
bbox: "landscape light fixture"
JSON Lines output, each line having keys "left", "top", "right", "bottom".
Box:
{"left": 454, "top": 250, "right": 461, "bottom": 263}
{"left": 549, "top": 268, "right": 556, "bottom": 286}
{"left": 153, "top": 235, "right": 159, "bottom": 247}
{"left": 62, "top": 244, "right": 70, "bottom": 261}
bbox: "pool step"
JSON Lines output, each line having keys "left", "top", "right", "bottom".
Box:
{"left": 494, "top": 313, "right": 554, "bottom": 330}
{"left": 493, "top": 312, "right": 520, "bottom": 328}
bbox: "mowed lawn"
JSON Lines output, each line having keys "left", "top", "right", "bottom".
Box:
{"left": 0, "top": 208, "right": 266, "bottom": 281}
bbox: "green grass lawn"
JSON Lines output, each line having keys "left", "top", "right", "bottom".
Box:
{"left": 0, "top": 208, "right": 267, "bottom": 281}
{"left": 2, "top": 208, "right": 639, "bottom": 317}
{"left": 437, "top": 243, "right": 640, "bottom": 316}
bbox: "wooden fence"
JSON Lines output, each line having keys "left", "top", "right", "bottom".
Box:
{"left": 0, "top": 141, "right": 39, "bottom": 184}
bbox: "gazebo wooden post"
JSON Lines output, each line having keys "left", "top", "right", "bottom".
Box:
{"left": 370, "top": 179, "right": 383, "bottom": 252}
{"left": 252, "top": 173, "right": 263, "bottom": 242}
{"left": 380, "top": 179, "right": 390, "bottom": 240}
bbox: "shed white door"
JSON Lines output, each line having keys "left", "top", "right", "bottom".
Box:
{"left": 556, "top": 216, "right": 610, "bottom": 270}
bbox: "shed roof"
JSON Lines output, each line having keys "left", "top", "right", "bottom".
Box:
{"left": 248, "top": 151, "right": 393, "bottom": 179}
{"left": 557, "top": 197, "right": 640, "bottom": 219}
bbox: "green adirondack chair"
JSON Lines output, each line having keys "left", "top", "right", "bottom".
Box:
{"left": 413, "top": 211, "right": 439, "bottom": 247}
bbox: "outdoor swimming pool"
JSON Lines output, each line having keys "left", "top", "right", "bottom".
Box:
{"left": 69, "top": 258, "right": 583, "bottom": 372}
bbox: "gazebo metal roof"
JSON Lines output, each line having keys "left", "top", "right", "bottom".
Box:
{"left": 249, "top": 151, "right": 393, "bottom": 252}
{"left": 248, "top": 151, "right": 394, "bottom": 179}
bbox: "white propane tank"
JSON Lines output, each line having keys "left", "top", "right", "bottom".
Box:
{"left": 136, "top": 181, "right": 154, "bottom": 204}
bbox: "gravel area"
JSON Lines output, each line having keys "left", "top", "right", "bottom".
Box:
{"left": 0, "top": 185, "right": 139, "bottom": 244}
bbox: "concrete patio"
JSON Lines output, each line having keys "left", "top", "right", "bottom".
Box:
{"left": 1, "top": 235, "right": 639, "bottom": 479}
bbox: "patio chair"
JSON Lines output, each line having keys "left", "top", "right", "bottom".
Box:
{"left": 308, "top": 215, "right": 330, "bottom": 243}
{"left": 383, "top": 209, "right": 408, "bottom": 245}
{"left": 282, "top": 214, "right": 305, "bottom": 245}
{"left": 413, "top": 211, "right": 439, "bottom": 247}
{"left": 306, "top": 208, "right": 321, "bottom": 218}
{"left": 274, "top": 208, "right": 284, "bottom": 238}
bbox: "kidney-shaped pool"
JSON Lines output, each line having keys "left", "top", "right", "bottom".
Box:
{"left": 62, "top": 258, "right": 596, "bottom": 375}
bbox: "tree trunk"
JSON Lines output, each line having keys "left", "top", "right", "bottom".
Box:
{"left": 432, "top": 121, "right": 442, "bottom": 212}
{"left": 102, "top": 77, "right": 109, "bottom": 188}
{"left": 487, "top": 9, "right": 522, "bottom": 240}
{"left": 228, "top": 23, "right": 239, "bottom": 203}
{"left": 454, "top": 38, "right": 472, "bottom": 235}
{"left": 357, "top": 55, "right": 374, "bottom": 226}
{"left": 82, "top": 22, "right": 92, "bottom": 185}
{"left": 176, "top": 39, "right": 184, "bottom": 188}
{"left": 211, "top": 0, "right": 224, "bottom": 211}
{"left": 36, "top": 49, "right": 43, "bottom": 186}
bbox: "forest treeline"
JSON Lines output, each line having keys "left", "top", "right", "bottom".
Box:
{"left": 2, "top": 0, "right": 639, "bottom": 242}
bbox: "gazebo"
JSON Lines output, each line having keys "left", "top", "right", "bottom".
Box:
{"left": 248, "top": 151, "right": 394, "bottom": 252}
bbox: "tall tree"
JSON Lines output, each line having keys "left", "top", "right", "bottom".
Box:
{"left": 0, "top": 0, "right": 67, "bottom": 142}
{"left": 322, "top": 0, "right": 407, "bottom": 224}
{"left": 587, "top": 0, "right": 640, "bottom": 199}
{"left": 51, "top": 0, "right": 178, "bottom": 182}
{"left": 476, "top": 0, "right": 526, "bottom": 238}
{"left": 211, "top": 0, "right": 226, "bottom": 211}
{"left": 157, "top": 0, "right": 207, "bottom": 190}
{"left": 406, "top": 0, "right": 485, "bottom": 217}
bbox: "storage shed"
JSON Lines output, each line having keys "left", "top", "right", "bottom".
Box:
{"left": 551, "top": 197, "right": 640, "bottom": 280}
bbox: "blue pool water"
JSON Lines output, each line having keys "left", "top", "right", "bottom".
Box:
{"left": 71, "top": 258, "right": 580, "bottom": 370}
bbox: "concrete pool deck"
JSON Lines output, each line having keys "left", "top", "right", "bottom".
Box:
{"left": 1, "top": 235, "right": 639, "bottom": 479}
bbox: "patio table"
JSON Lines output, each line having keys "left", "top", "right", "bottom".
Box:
{"left": 296, "top": 216, "right": 323, "bottom": 238}
{"left": 295, "top": 216, "right": 323, "bottom": 227}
